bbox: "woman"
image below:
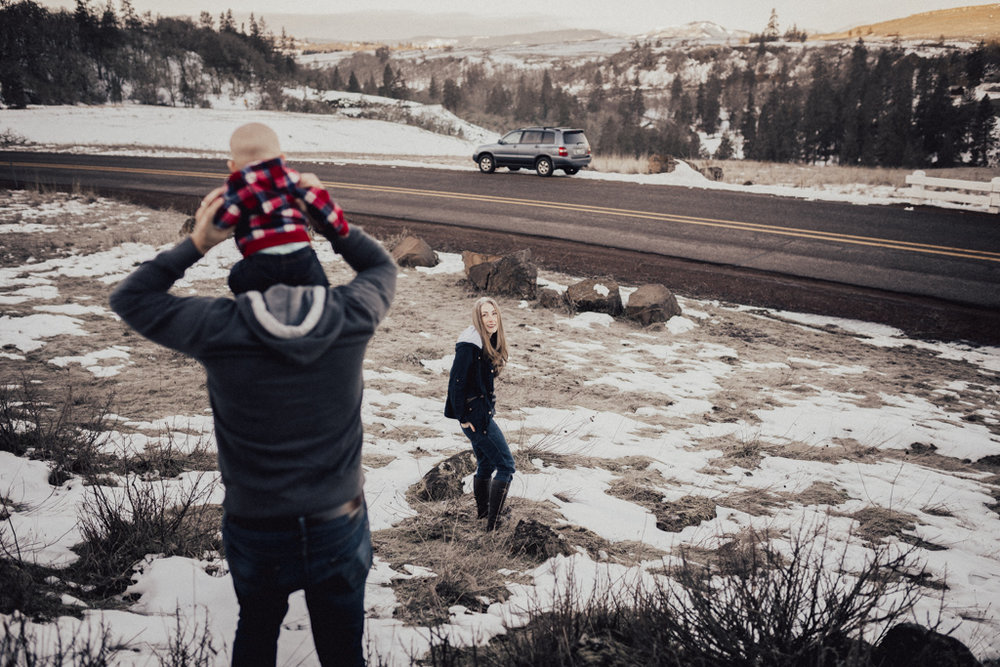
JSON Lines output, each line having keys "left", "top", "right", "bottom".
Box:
{"left": 445, "top": 296, "right": 515, "bottom": 531}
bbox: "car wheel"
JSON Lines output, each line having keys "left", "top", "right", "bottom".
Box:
{"left": 535, "top": 157, "right": 553, "bottom": 177}
{"left": 478, "top": 154, "right": 496, "bottom": 173}
{"left": 564, "top": 167, "right": 579, "bottom": 175}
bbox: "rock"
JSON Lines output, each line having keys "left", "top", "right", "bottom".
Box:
{"left": 977, "top": 455, "right": 1000, "bottom": 467}
{"left": 538, "top": 287, "right": 568, "bottom": 311}
{"left": 509, "top": 519, "right": 572, "bottom": 560}
{"left": 648, "top": 154, "right": 677, "bottom": 174}
{"left": 625, "top": 284, "right": 681, "bottom": 325}
{"left": 487, "top": 250, "right": 537, "bottom": 299}
{"left": 699, "top": 165, "right": 724, "bottom": 181}
{"left": 462, "top": 250, "right": 500, "bottom": 277}
{"left": 566, "top": 278, "right": 623, "bottom": 316}
{"left": 463, "top": 249, "right": 538, "bottom": 298}
{"left": 413, "top": 451, "right": 477, "bottom": 502}
{"left": 179, "top": 217, "right": 195, "bottom": 236}
{"left": 873, "top": 623, "right": 980, "bottom": 667}
{"left": 467, "top": 261, "right": 492, "bottom": 291}
{"left": 392, "top": 236, "right": 438, "bottom": 268}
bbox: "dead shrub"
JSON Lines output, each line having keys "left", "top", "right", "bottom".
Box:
{"left": 0, "top": 614, "right": 117, "bottom": 666}
{"left": 0, "top": 380, "right": 115, "bottom": 485}
{"left": 422, "top": 522, "right": 931, "bottom": 667}
{"left": 70, "top": 475, "right": 222, "bottom": 597}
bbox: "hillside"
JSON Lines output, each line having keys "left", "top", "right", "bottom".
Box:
{"left": 814, "top": 3, "right": 1000, "bottom": 42}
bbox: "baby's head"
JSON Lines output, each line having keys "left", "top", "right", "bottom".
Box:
{"left": 228, "top": 122, "right": 283, "bottom": 173}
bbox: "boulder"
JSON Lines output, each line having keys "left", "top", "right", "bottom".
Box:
{"left": 625, "top": 284, "right": 681, "bottom": 325}
{"left": 462, "top": 250, "right": 500, "bottom": 277}
{"left": 467, "top": 261, "right": 492, "bottom": 291}
{"left": 699, "top": 165, "right": 724, "bottom": 181}
{"left": 538, "top": 287, "right": 568, "bottom": 311}
{"left": 392, "top": 236, "right": 438, "bottom": 268}
{"left": 872, "top": 623, "right": 980, "bottom": 667}
{"left": 566, "top": 278, "right": 623, "bottom": 316}
{"left": 413, "top": 451, "right": 477, "bottom": 502}
{"left": 648, "top": 154, "right": 678, "bottom": 174}
{"left": 487, "top": 250, "right": 537, "bottom": 299}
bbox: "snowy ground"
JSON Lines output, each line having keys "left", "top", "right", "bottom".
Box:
{"left": 1, "top": 99, "right": 993, "bottom": 213}
{"left": 1, "top": 106, "right": 1000, "bottom": 665}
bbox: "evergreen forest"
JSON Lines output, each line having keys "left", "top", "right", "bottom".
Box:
{"left": 1, "top": 0, "right": 998, "bottom": 168}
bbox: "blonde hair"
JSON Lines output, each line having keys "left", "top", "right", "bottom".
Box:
{"left": 472, "top": 296, "right": 508, "bottom": 374}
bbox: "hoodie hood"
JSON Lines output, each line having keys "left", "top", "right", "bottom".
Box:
{"left": 236, "top": 284, "right": 344, "bottom": 364}
{"left": 457, "top": 324, "right": 482, "bottom": 348}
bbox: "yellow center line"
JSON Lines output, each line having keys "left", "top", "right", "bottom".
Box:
{"left": 12, "top": 161, "right": 999, "bottom": 264}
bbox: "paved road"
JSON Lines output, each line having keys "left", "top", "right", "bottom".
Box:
{"left": 3, "top": 151, "right": 999, "bottom": 341}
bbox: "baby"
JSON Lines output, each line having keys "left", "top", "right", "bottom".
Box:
{"left": 215, "top": 122, "right": 349, "bottom": 294}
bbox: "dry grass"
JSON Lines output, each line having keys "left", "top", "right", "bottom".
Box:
{"left": 588, "top": 154, "right": 1000, "bottom": 189}
{"left": 844, "top": 506, "right": 921, "bottom": 546}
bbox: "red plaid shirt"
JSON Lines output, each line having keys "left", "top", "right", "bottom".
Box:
{"left": 215, "top": 157, "right": 348, "bottom": 257}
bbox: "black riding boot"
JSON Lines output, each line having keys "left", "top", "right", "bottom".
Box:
{"left": 473, "top": 476, "right": 490, "bottom": 520}
{"left": 485, "top": 480, "right": 510, "bottom": 532}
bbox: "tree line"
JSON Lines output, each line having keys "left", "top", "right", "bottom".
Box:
{"left": 0, "top": 0, "right": 295, "bottom": 109}
{"left": 306, "top": 37, "right": 998, "bottom": 167}
{"left": 2, "top": 0, "right": 997, "bottom": 168}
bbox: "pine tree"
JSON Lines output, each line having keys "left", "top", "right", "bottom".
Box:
{"left": 969, "top": 97, "right": 996, "bottom": 166}
{"left": 442, "top": 78, "right": 461, "bottom": 111}
{"left": 801, "top": 55, "right": 839, "bottom": 163}
{"left": 764, "top": 8, "right": 779, "bottom": 41}
{"left": 839, "top": 39, "right": 870, "bottom": 165}
{"left": 700, "top": 73, "right": 723, "bottom": 135}
{"left": 714, "top": 134, "right": 736, "bottom": 160}
{"left": 874, "top": 52, "right": 917, "bottom": 167}
{"left": 347, "top": 70, "right": 361, "bottom": 93}
{"left": 540, "top": 70, "right": 553, "bottom": 120}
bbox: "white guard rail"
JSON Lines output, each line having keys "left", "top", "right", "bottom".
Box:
{"left": 905, "top": 170, "right": 1000, "bottom": 213}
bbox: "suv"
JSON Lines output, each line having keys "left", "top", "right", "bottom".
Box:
{"left": 473, "top": 127, "right": 591, "bottom": 177}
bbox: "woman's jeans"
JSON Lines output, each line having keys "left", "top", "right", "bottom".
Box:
{"left": 222, "top": 504, "right": 372, "bottom": 667}
{"left": 462, "top": 418, "right": 515, "bottom": 483}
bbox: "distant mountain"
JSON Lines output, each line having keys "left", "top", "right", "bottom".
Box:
{"left": 439, "top": 29, "right": 615, "bottom": 49}
{"left": 813, "top": 3, "right": 999, "bottom": 42}
{"left": 641, "top": 21, "right": 751, "bottom": 43}
{"left": 241, "top": 10, "right": 574, "bottom": 44}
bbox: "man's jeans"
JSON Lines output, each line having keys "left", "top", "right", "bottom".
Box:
{"left": 222, "top": 504, "right": 372, "bottom": 667}
{"left": 462, "top": 418, "right": 515, "bottom": 483}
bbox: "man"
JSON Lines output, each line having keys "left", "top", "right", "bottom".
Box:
{"left": 110, "top": 180, "right": 396, "bottom": 666}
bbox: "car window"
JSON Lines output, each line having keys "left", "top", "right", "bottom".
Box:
{"left": 540, "top": 131, "right": 555, "bottom": 144}
{"left": 501, "top": 131, "right": 522, "bottom": 144}
{"left": 521, "top": 130, "right": 544, "bottom": 143}
{"left": 563, "top": 131, "right": 587, "bottom": 145}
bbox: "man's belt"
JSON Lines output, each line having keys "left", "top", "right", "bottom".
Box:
{"left": 227, "top": 493, "right": 363, "bottom": 532}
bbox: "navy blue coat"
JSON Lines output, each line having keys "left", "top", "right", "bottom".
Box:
{"left": 445, "top": 326, "right": 497, "bottom": 431}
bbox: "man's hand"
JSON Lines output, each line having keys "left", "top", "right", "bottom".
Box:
{"left": 299, "top": 172, "right": 323, "bottom": 189}
{"left": 190, "top": 186, "right": 230, "bottom": 255}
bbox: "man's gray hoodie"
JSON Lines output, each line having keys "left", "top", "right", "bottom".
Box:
{"left": 110, "top": 228, "right": 396, "bottom": 519}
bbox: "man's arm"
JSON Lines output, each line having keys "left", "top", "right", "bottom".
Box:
{"left": 299, "top": 172, "right": 396, "bottom": 329}
{"left": 109, "top": 192, "right": 232, "bottom": 355}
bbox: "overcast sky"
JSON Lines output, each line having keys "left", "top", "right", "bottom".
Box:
{"left": 38, "top": 0, "right": 989, "bottom": 35}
